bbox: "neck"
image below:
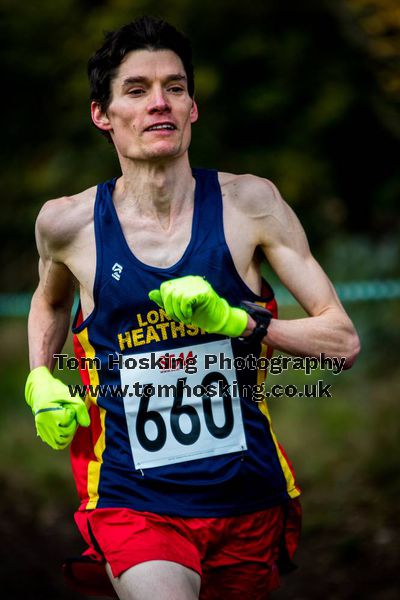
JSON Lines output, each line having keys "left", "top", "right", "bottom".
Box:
{"left": 114, "top": 154, "right": 195, "bottom": 223}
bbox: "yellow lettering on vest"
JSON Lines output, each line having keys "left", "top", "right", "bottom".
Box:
{"left": 132, "top": 328, "right": 145, "bottom": 346}
{"left": 156, "top": 322, "right": 170, "bottom": 340}
{"left": 146, "top": 310, "right": 159, "bottom": 325}
{"left": 137, "top": 313, "right": 148, "bottom": 327}
{"left": 186, "top": 324, "right": 200, "bottom": 336}
{"left": 159, "top": 308, "right": 172, "bottom": 322}
{"left": 118, "top": 330, "right": 133, "bottom": 351}
{"left": 146, "top": 326, "right": 161, "bottom": 344}
{"left": 170, "top": 321, "right": 186, "bottom": 338}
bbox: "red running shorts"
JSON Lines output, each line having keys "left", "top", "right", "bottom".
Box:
{"left": 75, "top": 499, "right": 301, "bottom": 600}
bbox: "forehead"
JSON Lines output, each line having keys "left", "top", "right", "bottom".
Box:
{"left": 113, "top": 49, "right": 186, "bottom": 83}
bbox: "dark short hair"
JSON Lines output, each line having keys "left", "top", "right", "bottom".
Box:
{"left": 88, "top": 16, "right": 194, "bottom": 139}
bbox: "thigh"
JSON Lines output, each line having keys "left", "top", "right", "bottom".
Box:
{"left": 77, "top": 508, "right": 202, "bottom": 581}
{"left": 199, "top": 505, "right": 284, "bottom": 600}
{"left": 106, "top": 560, "right": 201, "bottom": 600}
{"left": 200, "top": 561, "right": 276, "bottom": 600}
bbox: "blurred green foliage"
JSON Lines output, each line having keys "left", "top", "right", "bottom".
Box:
{"left": 0, "top": 0, "right": 399, "bottom": 290}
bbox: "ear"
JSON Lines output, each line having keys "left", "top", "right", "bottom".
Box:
{"left": 91, "top": 101, "right": 113, "bottom": 132}
{"left": 190, "top": 99, "right": 199, "bottom": 124}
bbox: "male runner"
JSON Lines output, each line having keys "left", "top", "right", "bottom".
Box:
{"left": 25, "top": 16, "right": 360, "bottom": 600}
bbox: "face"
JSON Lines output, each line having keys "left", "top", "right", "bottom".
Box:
{"left": 91, "top": 49, "right": 198, "bottom": 162}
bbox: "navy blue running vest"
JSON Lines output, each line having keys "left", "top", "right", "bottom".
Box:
{"left": 71, "top": 167, "right": 300, "bottom": 515}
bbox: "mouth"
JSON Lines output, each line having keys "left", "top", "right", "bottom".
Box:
{"left": 144, "top": 122, "right": 177, "bottom": 132}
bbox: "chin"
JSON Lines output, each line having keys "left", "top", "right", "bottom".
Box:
{"left": 143, "top": 142, "right": 183, "bottom": 160}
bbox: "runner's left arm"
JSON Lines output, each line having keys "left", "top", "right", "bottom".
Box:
{"left": 252, "top": 179, "right": 360, "bottom": 366}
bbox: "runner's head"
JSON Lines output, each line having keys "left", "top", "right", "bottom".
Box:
{"left": 88, "top": 16, "right": 195, "bottom": 143}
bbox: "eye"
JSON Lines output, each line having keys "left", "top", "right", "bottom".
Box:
{"left": 128, "top": 88, "right": 145, "bottom": 96}
{"left": 168, "top": 86, "right": 185, "bottom": 94}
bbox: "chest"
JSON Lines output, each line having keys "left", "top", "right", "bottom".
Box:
{"left": 118, "top": 213, "right": 194, "bottom": 268}
{"left": 68, "top": 187, "right": 261, "bottom": 320}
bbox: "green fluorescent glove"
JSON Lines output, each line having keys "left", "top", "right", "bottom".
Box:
{"left": 149, "top": 275, "right": 248, "bottom": 337}
{"left": 25, "top": 366, "right": 90, "bottom": 450}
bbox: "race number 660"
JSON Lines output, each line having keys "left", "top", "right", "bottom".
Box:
{"left": 136, "top": 373, "right": 234, "bottom": 451}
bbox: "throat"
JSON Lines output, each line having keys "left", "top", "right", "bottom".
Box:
{"left": 155, "top": 209, "right": 173, "bottom": 232}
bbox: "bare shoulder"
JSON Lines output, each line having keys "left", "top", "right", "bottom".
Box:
{"left": 36, "top": 185, "right": 97, "bottom": 256}
{"left": 218, "top": 171, "right": 307, "bottom": 249}
{"left": 218, "top": 171, "right": 285, "bottom": 219}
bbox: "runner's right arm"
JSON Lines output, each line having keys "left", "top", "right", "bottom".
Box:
{"left": 25, "top": 200, "right": 90, "bottom": 450}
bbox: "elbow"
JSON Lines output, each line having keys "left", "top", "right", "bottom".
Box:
{"left": 342, "top": 330, "right": 361, "bottom": 370}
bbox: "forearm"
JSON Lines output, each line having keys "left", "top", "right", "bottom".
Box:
{"left": 243, "top": 311, "right": 360, "bottom": 367}
{"left": 148, "top": 275, "right": 360, "bottom": 368}
{"left": 28, "top": 288, "right": 73, "bottom": 370}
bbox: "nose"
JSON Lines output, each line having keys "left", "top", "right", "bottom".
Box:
{"left": 148, "top": 85, "right": 171, "bottom": 114}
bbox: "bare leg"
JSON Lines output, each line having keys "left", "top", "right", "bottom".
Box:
{"left": 106, "top": 560, "right": 201, "bottom": 600}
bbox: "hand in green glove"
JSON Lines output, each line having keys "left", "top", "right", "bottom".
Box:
{"left": 25, "top": 366, "right": 90, "bottom": 450}
{"left": 149, "top": 275, "right": 248, "bottom": 337}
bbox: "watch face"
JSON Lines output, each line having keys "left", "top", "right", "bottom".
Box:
{"left": 241, "top": 301, "right": 272, "bottom": 318}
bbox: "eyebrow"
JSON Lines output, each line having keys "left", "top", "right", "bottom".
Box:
{"left": 121, "top": 74, "right": 187, "bottom": 88}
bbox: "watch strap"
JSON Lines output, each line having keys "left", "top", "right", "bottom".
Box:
{"left": 238, "top": 301, "right": 272, "bottom": 345}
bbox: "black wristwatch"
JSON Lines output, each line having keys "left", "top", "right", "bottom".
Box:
{"left": 238, "top": 301, "right": 273, "bottom": 345}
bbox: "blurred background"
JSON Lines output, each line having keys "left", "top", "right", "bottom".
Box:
{"left": 0, "top": 0, "right": 399, "bottom": 598}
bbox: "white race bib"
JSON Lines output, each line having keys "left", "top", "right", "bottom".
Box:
{"left": 122, "top": 339, "right": 247, "bottom": 469}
